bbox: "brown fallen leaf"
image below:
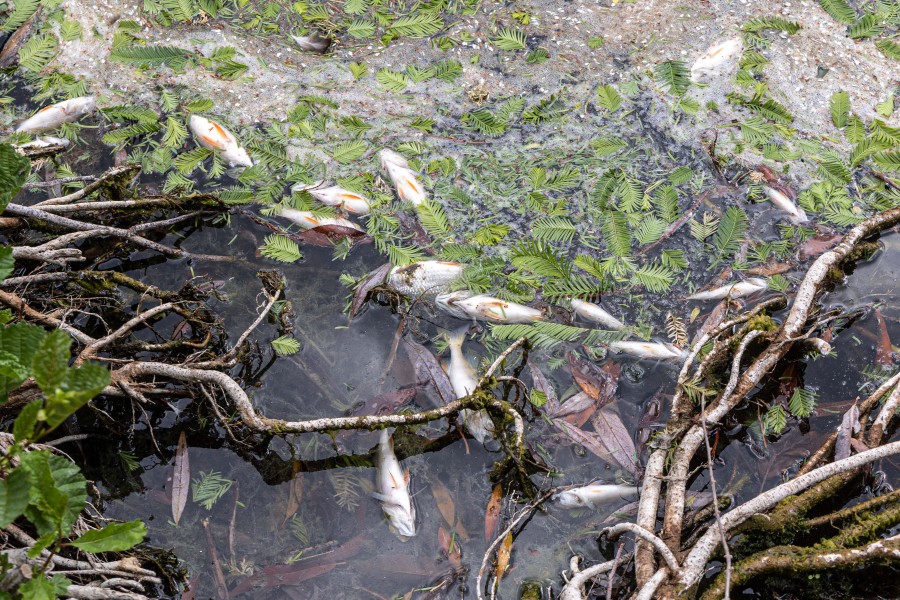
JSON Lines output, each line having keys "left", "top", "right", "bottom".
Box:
{"left": 552, "top": 418, "right": 617, "bottom": 468}
{"left": 297, "top": 224, "right": 371, "bottom": 246}
{"left": 404, "top": 338, "right": 455, "bottom": 407}
{"left": 283, "top": 461, "right": 304, "bottom": 524}
{"left": 431, "top": 481, "right": 469, "bottom": 541}
{"left": 438, "top": 526, "right": 462, "bottom": 567}
{"left": 747, "top": 262, "right": 794, "bottom": 276}
{"left": 592, "top": 407, "right": 641, "bottom": 479}
{"left": 835, "top": 404, "right": 860, "bottom": 461}
{"left": 875, "top": 309, "right": 894, "bottom": 367}
{"left": 799, "top": 232, "right": 843, "bottom": 260}
{"left": 553, "top": 391, "right": 598, "bottom": 428}
{"left": 172, "top": 432, "right": 189, "bottom": 525}
{"left": 485, "top": 484, "right": 502, "bottom": 541}
{"left": 528, "top": 362, "right": 559, "bottom": 413}
{"left": 495, "top": 531, "right": 513, "bottom": 583}
{"left": 349, "top": 262, "right": 392, "bottom": 320}
{"left": 566, "top": 354, "right": 619, "bottom": 409}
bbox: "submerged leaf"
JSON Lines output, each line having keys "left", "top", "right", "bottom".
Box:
{"left": 172, "top": 432, "right": 189, "bottom": 525}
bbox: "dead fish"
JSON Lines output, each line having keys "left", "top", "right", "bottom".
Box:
{"left": 446, "top": 327, "right": 493, "bottom": 443}
{"left": 292, "top": 182, "right": 372, "bottom": 215}
{"left": 16, "top": 96, "right": 96, "bottom": 134}
{"left": 686, "top": 278, "right": 768, "bottom": 301}
{"left": 380, "top": 149, "right": 427, "bottom": 206}
{"left": 437, "top": 291, "right": 544, "bottom": 324}
{"left": 375, "top": 429, "right": 417, "bottom": 540}
{"left": 690, "top": 37, "right": 743, "bottom": 82}
{"left": 387, "top": 261, "right": 464, "bottom": 298}
{"left": 608, "top": 341, "right": 686, "bottom": 361}
{"left": 188, "top": 114, "right": 252, "bottom": 168}
{"left": 14, "top": 136, "right": 70, "bottom": 149}
{"left": 553, "top": 484, "right": 639, "bottom": 509}
{"left": 279, "top": 208, "right": 364, "bottom": 232}
{"left": 765, "top": 186, "right": 808, "bottom": 223}
{"left": 570, "top": 298, "right": 625, "bottom": 330}
{"left": 291, "top": 31, "right": 332, "bottom": 54}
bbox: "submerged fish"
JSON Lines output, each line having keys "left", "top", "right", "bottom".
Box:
{"left": 279, "top": 208, "right": 364, "bottom": 232}
{"left": 387, "top": 261, "right": 464, "bottom": 298}
{"left": 765, "top": 186, "right": 808, "bottom": 223}
{"left": 686, "top": 278, "right": 768, "bottom": 301}
{"left": 380, "top": 149, "right": 427, "bottom": 206}
{"left": 554, "top": 484, "right": 639, "bottom": 509}
{"left": 570, "top": 298, "right": 625, "bottom": 330}
{"left": 16, "top": 96, "right": 96, "bottom": 133}
{"left": 690, "top": 38, "right": 743, "bottom": 82}
{"left": 15, "top": 135, "right": 70, "bottom": 149}
{"left": 446, "top": 327, "right": 493, "bottom": 444}
{"left": 291, "top": 31, "right": 331, "bottom": 54}
{"left": 292, "top": 182, "right": 372, "bottom": 215}
{"left": 437, "top": 291, "right": 544, "bottom": 324}
{"left": 188, "top": 115, "right": 253, "bottom": 168}
{"left": 374, "top": 429, "right": 417, "bottom": 539}
{"left": 608, "top": 341, "right": 686, "bottom": 361}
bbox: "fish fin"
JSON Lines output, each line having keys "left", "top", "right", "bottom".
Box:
{"left": 446, "top": 326, "right": 469, "bottom": 351}
{"left": 372, "top": 492, "right": 399, "bottom": 505}
{"left": 200, "top": 134, "right": 225, "bottom": 150}
{"left": 210, "top": 121, "right": 230, "bottom": 140}
{"left": 404, "top": 469, "right": 410, "bottom": 485}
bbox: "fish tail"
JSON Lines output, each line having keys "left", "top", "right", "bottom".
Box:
{"left": 446, "top": 326, "right": 469, "bottom": 352}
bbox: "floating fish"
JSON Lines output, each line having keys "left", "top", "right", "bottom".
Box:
{"left": 279, "top": 208, "right": 364, "bottom": 232}
{"left": 291, "top": 31, "right": 331, "bottom": 54}
{"left": 553, "top": 484, "right": 639, "bottom": 509}
{"left": 686, "top": 278, "right": 768, "bottom": 301}
{"left": 608, "top": 341, "right": 686, "bottom": 361}
{"left": 446, "top": 327, "right": 493, "bottom": 443}
{"left": 690, "top": 38, "right": 743, "bottom": 82}
{"left": 15, "top": 96, "right": 96, "bottom": 133}
{"left": 387, "top": 261, "right": 464, "bottom": 298}
{"left": 374, "top": 429, "right": 417, "bottom": 539}
{"left": 188, "top": 115, "right": 252, "bottom": 168}
{"left": 15, "top": 136, "right": 70, "bottom": 150}
{"left": 292, "top": 182, "right": 372, "bottom": 215}
{"left": 570, "top": 298, "right": 625, "bottom": 330}
{"left": 765, "top": 186, "right": 808, "bottom": 224}
{"left": 380, "top": 149, "right": 427, "bottom": 206}
{"left": 437, "top": 291, "right": 544, "bottom": 324}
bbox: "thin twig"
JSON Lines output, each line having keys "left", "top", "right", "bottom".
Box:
{"left": 700, "top": 393, "right": 732, "bottom": 599}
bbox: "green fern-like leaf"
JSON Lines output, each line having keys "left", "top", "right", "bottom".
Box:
{"left": 330, "top": 140, "right": 367, "bottom": 164}
{"left": 830, "top": 90, "right": 850, "bottom": 128}
{"left": 630, "top": 262, "right": 674, "bottom": 293}
{"left": 654, "top": 60, "right": 690, "bottom": 96}
{"left": 653, "top": 185, "right": 680, "bottom": 223}
{"left": 111, "top": 44, "right": 194, "bottom": 70}
{"left": 875, "top": 39, "right": 900, "bottom": 60}
{"left": 1, "top": 0, "right": 39, "bottom": 33}
{"left": 602, "top": 211, "right": 632, "bottom": 257}
{"left": 661, "top": 249, "right": 689, "bottom": 270}
{"left": 712, "top": 206, "right": 749, "bottom": 264}
{"left": 849, "top": 13, "right": 885, "bottom": 39}
{"left": 340, "top": 115, "right": 372, "bottom": 135}
{"left": 387, "top": 244, "right": 428, "bottom": 267}
{"left": 493, "top": 27, "right": 527, "bottom": 50}
{"left": 247, "top": 140, "right": 289, "bottom": 169}
{"left": 416, "top": 200, "right": 452, "bottom": 239}
{"left": 634, "top": 216, "right": 668, "bottom": 245}
{"left": 162, "top": 116, "right": 188, "bottom": 148}
{"left": 462, "top": 107, "right": 506, "bottom": 136}
{"left": 742, "top": 16, "right": 802, "bottom": 35}
{"left": 192, "top": 471, "right": 234, "bottom": 510}
{"left": 739, "top": 116, "right": 776, "bottom": 146}
{"left": 542, "top": 274, "right": 607, "bottom": 300}
{"left": 788, "top": 387, "right": 818, "bottom": 418}
{"left": 102, "top": 122, "right": 163, "bottom": 145}
{"left": 818, "top": 0, "right": 856, "bottom": 24}
{"left": 60, "top": 20, "right": 83, "bottom": 42}
{"left": 532, "top": 216, "right": 577, "bottom": 243}
{"left": 376, "top": 68, "right": 410, "bottom": 92}
{"left": 174, "top": 147, "right": 212, "bottom": 174}
{"left": 870, "top": 119, "right": 900, "bottom": 146}
{"left": 763, "top": 405, "right": 788, "bottom": 435}
{"left": 260, "top": 235, "right": 303, "bottom": 263}
{"left": 389, "top": 13, "right": 443, "bottom": 38}
{"left": 432, "top": 58, "right": 462, "bottom": 82}
{"left": 592, "top": 136, "right": 627, "bottom": 156}
{"left": 873, "top": 150, "right": 900, "bottom": 171}
{"left": 596, "top": 85, "right": 622, "bottom": 111}
{"left": 690, "top": 213, "right": 719, "bottom": 241}
{"left": 347, "top": 19, "right": 376, "bottom": 38}
{"left": 817, "top": 151, "right": 852, "bottom": 184}
{"left": 728, "top": 91, "right": 794, "bottom": 123}
{"left": 344, "top": 0, "right": 371, "bottom": 15}
{"left": 348, "top": 61, "right": 368, "bottom": 79}
{"left": 18, "top": 34, "right": 58, "bottom": 73}
{"left": 616, "top": 175, "right": 645, "bottom": 213}
{"left": 522, "top": 95, "right": 567, "bottom": 124}
{"left": 271, "top": 335, "right": 301, "bottom": 356}
{"left": 510, "top": 241, "right": 572, "bottom": 278}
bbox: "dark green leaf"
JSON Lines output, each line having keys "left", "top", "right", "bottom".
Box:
{"left": 20, "top": 451, "right": 87, "bottom": 537}
{"left": 0, "top": 247, "right": 13, "bottom": 284}
{"left": 32, "top": 330, "right": 72, "bottom": 395}
{"left": 17, "top": 575, "right": 69, "bottom": 600}
{"left": 43, "top": 363, "right": 110, "bottom": 430}
{"left": 0, "top": 323, "right": 46, "bottom": 399}
{"left": 70, "top": 520, "right": 146, "bottom": 553}
{"left": 13, "top": 400, "right": 43, "bottom": 443}
{"left": 0, "top": 144, "right": 31, "bottom": 211}
{"left": 0, "top": 468, "right": 31, "bottom": 527}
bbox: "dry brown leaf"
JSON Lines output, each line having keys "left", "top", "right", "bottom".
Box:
{"left": 283, "top": 461, "right": 303, "bottom": 524}
{"left": 485, "top": 484, "right": 502, "bottom": 541}
{"left": 172, "top": 432, "right": 189, "bottom": 525}
{"left": 438, "top": 526, "right": 462, "bottom": 566}
{"left": 495, "top": 531, "right": 513, "bottom": 582}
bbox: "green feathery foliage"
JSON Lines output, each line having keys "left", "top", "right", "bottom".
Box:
{"left": 347, "top": 19, "right": 376, "bottom": 38}
{"left": 1, "top": 0, "right": 39, "bottom": 33}
{"left": 389, "top": 13, "right": 443, "bottom": 37}
{"left": 849, "top": 12, "right": 885, "bottom": 39}
{"left": 763, "top": 404, "right": 788, "bottom": 435}
{"left": 711, "top": 206, "right": 749, "bottom": 265}
{"left": 728, "top": 90, "right": 794, "bottom": 123}
{"left": 742, "top": 16, "right": 802, "bottom": 34}
{"left": 376, "top": 68, "right": 410, "bottom": 92}
{"left": 348, "top": 61, "right": 369, "bottom": 79}
{"left": 110, "top": 44, "right": 194, "bottom": 70}
{"left": 416, "top": 200, "right": 452, "bottom": 240}
{"left": 192, "top": 471, "right": 234, "bottom": 510}
{"left": 830, "top": 90, "right": 850, "bottom": 128}
{"left": 492, "top": 27, "right": 527, "bottom": 50}
{"left": 531, "top": 217, "right": 577, "bottom": 243}
{"left": 630, "top": 262, "right": 675, "bottom": 293}
{"left": 875, "top": 39, "right": 900, "bottom": 60}
{"left": 522, "top": 95, "right": 567, "bottom": 124}
{"left": 788, "top": 387, "right": 818, "bottom": 418}
{"left": 18, "top": 34, "right": 58, "bottom": 73}
{"left": 818, "top": 0, "right": 856, "bottom": 23}
{"left": 330, "top": 140, "right": 367, "bottom": 164}
{"left": 596, "top": 85, "right": 622, "bottom": 111}
{"left": 260, "top": 235, "right": 303, "bottom": 263}
{"left": 654, "top": 60, "right": 690, "bottom": 96}
{"left": 510, "top": 241, "right": 572, "bottom": 279}
{"left": 602, "top": 210, "right": 632, "bottom": 257}
{"left": 271, "top": 335, "right": 301, "bottom": 356}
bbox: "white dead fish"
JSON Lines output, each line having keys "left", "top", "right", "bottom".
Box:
{"left": 279, "top": 208, "right": 364, "bottom": 232}
{"left": 387, "top": 261, "right": 464, "bottom": 298}
{"left": 291, "top": 32, "right": 331, "bottom": 54}
{"left": 15, "top": 136, "right": 70, "bottom": 149}
{"left": 446, "top": 327, "right": 493, "bottom": 443}
{"left": 437, "top": 291, "right": 545, "bottom": 324}
{"left": 686, "top": 278, "right": 768, "bottom": 301}
{"left": 16, "top": 96, "right": 96, "bottom": 133}
{"left": 608, "top": 341, "right": 686, "bottom": 361}
{"left": 570, "top": 298, "right": 625, "bottom": 330}
{"left": 188, "top": 115, "right": 252, "bottom": 168}
{"left": 765, "top": 186, "right": 808, "bottom": 224}
{"left": 292, "top": 182, "right": 372, "bottom": 215}
{"left": 374, "top": 429, "right": 416, "bottom": 539}
{"left": 380, "top": 149, "right": 427, "bottom": 206}
{"left": 690, "top": 38, "right": 743, "bottom": 82}
{"left": 554, "top": 484, "right": 639, "bottom": 509}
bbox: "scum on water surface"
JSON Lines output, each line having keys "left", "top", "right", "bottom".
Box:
{"left": 2, "top": 0, "right": 900, "bottom": 598}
